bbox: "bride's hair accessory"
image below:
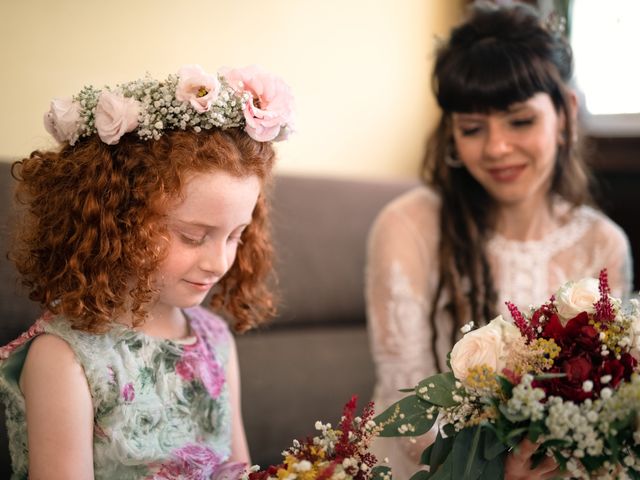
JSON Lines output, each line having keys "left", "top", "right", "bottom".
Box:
{"left": 43, "top": 64, "right": 295, "bottom": 146}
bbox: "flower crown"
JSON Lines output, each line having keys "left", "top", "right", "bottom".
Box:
{"left": 43, "top": 64, "right": 295, "bottom": 145}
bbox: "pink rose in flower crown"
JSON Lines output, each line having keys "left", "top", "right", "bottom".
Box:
{"left": 175, "top": 64, "right": 221, "bottom": 113}
{"left": 43, "top": 97, "right": 82, "bottom": 144}
{"left": 94, "top": 91, "right": 140, "bottom": 145}
{"left": 221, "top": 65, "right": 294, "bottom": 142}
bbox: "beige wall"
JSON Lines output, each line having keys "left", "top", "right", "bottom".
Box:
{"left": 0, "top": 0, "right": 462, "bottom": 179}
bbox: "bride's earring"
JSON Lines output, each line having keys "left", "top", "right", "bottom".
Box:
{"left": 444, "top": 146, "right": 464, "bottom": 168}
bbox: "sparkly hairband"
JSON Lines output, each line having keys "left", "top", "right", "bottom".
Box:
{"left": 43, "top": 64, "right": 295, "bottom": 146}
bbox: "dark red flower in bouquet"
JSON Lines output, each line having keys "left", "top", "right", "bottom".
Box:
{"left": 528, "top": 272, "right": 637, "bottom": 402}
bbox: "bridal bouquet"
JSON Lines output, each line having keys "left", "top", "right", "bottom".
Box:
{"left": 244, "top": 396, "right": 391, "bottom": 480}
{"left": 374, "top": 271, "right": 640, "bottom": 479}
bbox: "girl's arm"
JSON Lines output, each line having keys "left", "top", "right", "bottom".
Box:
{"left": 20, "top": 333, "right": 94, "bottom": 480}
{"left": 226, "top": 336, "right": 250, "bottom": 464}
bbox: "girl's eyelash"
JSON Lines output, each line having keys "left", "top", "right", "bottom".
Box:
{"left": 180, "top": 234, "right": 205, "bottom": 245}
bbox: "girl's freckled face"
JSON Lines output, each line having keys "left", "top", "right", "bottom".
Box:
{"left": 150, "top": 170, "right": 260, "bottom": 316}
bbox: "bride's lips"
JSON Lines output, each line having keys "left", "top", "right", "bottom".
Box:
{"left": 487, "top": 164, "right": 526, "bottom": 182}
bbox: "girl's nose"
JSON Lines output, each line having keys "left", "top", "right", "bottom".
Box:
{"left": 199, "top": 241, "right": 229, "bottom": 277}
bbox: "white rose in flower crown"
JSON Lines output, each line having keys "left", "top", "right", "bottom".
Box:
{"left": 175, "top": 64, "right": 221, "bottom": 113}
{"left": 94, "top": 91, "right": 140, "bottom": 145}
{"left": 43, "top": 97, "right": 81, "bottom": 144}
{"left": 555, "top": 277, "right": 600, "bottom": 324}
{"left": 450, "top": 315, "right": 522, "bottom": 383}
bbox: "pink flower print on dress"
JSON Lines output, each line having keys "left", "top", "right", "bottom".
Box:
{"left": 152, "top": 444, "right": 222, "bottom": 480}
{"left": 210, "top": 461, "right": 247, "bottom": 480}
{"left": 121, "top": 382, "right": 135, "bottom": 402}
{"left": 175, "top": 342, "right": 225, "bottom": 398}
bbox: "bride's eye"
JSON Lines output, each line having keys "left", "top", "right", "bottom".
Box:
{"left": 511, "top": 116, "right": 535, "bottom": 128}
{"left": 459, "top": 126, "right": 481, "bottom": 137}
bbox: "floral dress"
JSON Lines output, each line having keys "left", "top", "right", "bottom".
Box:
{"left": 0, "top": 306, "right": 240, "bottom": 479}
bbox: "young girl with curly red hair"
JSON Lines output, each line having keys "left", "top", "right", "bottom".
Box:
{"left": 0, "top": 64, "right": 294, "bottom": 479}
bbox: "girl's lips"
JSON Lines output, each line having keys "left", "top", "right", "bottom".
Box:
{"left": 487, "top": 164, "right": 526, "bottom": 182}
{"left": 183, "top": 280, "right": 214, "bottom": 291}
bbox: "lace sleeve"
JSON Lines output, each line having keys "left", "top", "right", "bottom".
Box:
{"left": 593, "top": 215, "right": 634, "bottom": 299}
{"left": 365, "top": 189, "right": 444, "bottom": 474}
{"left": 365, "top": 189, "right": 441, "bottom": 409}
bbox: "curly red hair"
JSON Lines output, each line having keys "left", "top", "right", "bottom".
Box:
{"left": 11, "top": 128, "right": 276, "bottom": 333}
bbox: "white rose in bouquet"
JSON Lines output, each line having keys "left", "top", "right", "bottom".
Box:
{"left": 554, "top": 277, "right": 600, "bottom": 324}
{"left": 450, "top": 315, "right": 521, "bottom": 384}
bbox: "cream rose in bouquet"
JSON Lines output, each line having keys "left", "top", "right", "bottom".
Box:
{"left": 374, "top": 270, "right": 640, "bottom": 479}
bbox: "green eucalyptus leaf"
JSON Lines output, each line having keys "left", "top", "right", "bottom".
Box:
{"left": 409, "top": 470, "right": 431, "bottom": 480}
{"left": 416, "top": 372, "right": 458, "bottom": 407}
{"left": 496, "top": 376, "right": 514, "bottom": 397}
{"left": 526, "top": 421, "right": 545, "bottom": 442}
{"left": 480, "top": 456, "right": 504, "bottom": 479}
{"left": 579, "top": 454, "right": 607, "bottom": 472}
{"left": 422, "top": 430, "right": 454, "bottom": 470}
{"left": 482, "top": 428, "right": 507, "bottom": 460}
{"left": 424, "top": 451, "right": 453, "bottom": 480}
{"left": 505, "top": 427, "right": 529, "bottom": 443}
{"left": 374, "top": 395, "right": 438, "bottom": 437}
{"left": 626, "top": 468, "right": 640, "bottom": 480}
{"left": 451, "top": 427, "right": 486, "bottom": 480}
{"left": 371, "top": 465, "right": 392, "bottom": 479}
{"left": 441, "top": 423, "right": 456, "bottom": 437}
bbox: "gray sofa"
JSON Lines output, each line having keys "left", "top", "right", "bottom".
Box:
{"left": 0, "top": 159, "right": 417, "bottom": 475}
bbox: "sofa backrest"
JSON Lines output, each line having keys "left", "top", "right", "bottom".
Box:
{"left": 269, "top": 174, "right": 418, "bottom": 327}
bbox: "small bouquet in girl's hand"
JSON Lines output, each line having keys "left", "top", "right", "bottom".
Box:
{"left": 243, "top": 396, "right": 391, "bottom": 480}
{"left": 375, "top": 270, "right": 640, "bottom": 479}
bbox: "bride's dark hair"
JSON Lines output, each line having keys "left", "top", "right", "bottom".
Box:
{"left": 422, "top": 2, "right": 593, "bottom": 371}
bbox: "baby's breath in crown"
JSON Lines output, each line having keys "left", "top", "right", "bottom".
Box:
{"left": 44, "top": 64, "right": 295, "bottom": 146}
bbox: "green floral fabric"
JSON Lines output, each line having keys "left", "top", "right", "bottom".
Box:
{"left": 0, "top": 306, "right": 234, "bottom": 479}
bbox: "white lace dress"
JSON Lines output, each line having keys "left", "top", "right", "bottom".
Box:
{"left": 365, "top": 186, "right": 633, "bottom": 478}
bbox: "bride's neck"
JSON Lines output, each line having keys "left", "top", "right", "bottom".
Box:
{"left": 494, "top": 196, "right": 557, "bottom": 242}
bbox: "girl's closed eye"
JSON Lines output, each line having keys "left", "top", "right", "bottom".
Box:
{"left": 180, "top": 233, "right": 206, "bottom": 246}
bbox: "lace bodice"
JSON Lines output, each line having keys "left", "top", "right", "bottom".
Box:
{"left": 365, "top": 186, "right": 633, "bottom": 477}
{"left": 0, "top": 306, "right": 234, "bottom": 480}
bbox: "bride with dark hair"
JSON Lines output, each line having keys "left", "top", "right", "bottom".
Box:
{"left": 366, "top": 2, "right": 632, "bottom": 478}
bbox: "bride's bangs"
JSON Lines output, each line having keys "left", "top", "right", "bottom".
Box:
{"left": 436, "top": 43, "right": 557, "bottom": 114}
